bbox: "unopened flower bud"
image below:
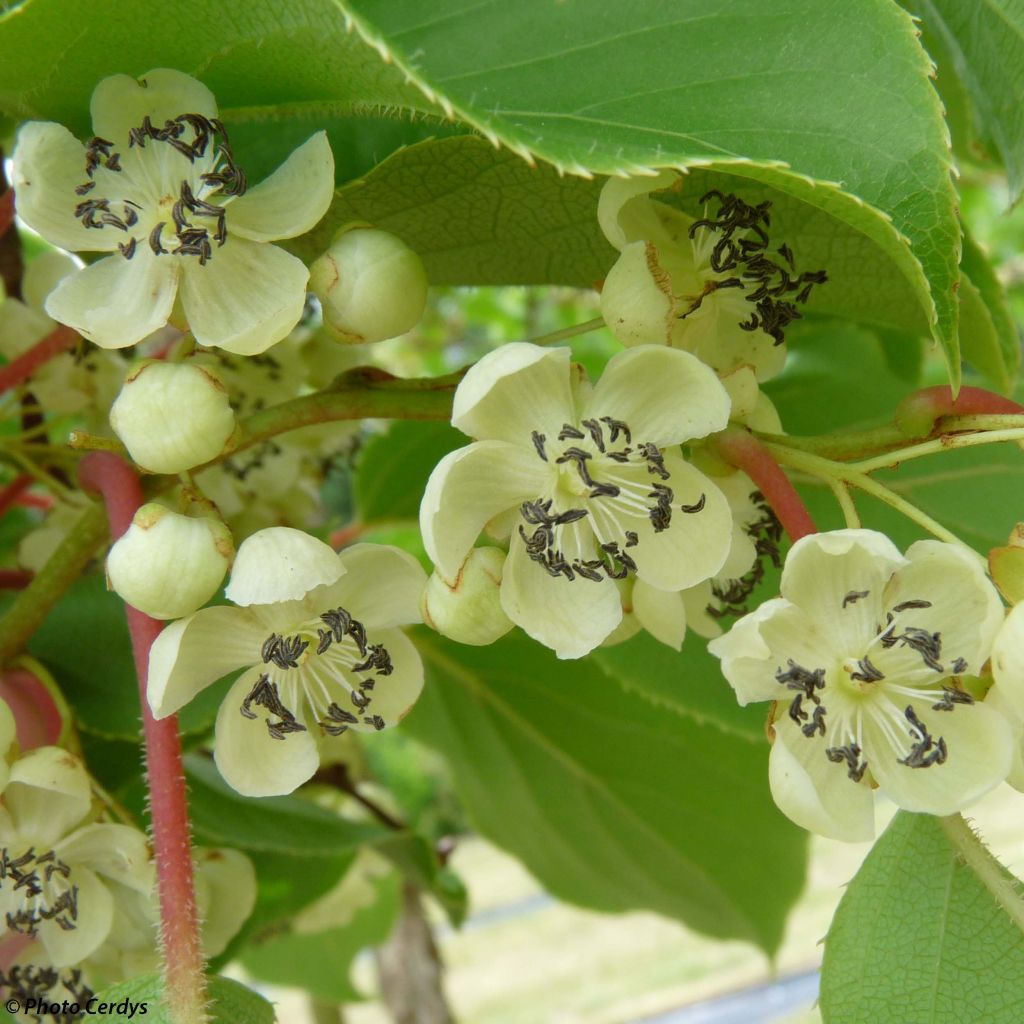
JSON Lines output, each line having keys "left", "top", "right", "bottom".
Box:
{"left": 310, "top": 226, "right": 428, "bottom": 344}
{"left": 110, "top": 360, "right": 236, "bottom": 473}
{"left": 107, "top": 503, "right": 234, "bottom": 620}
{"left": 421, "top": 547, "right": 513, "bottom": 646}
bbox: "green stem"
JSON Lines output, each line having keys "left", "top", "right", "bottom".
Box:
{"left": 828, "top": 479, "right": 861, "bottom": 528}
{"left": 0, "top": 502, "right": 108, "bottom": 666}
{"left": 754, "top": 424, "right": 908, "bottom": 461}
{"left": 231, "top": 368, "right": 458, "bottom": 455}
{"left": 530, "top": 316, "right": 606, "bottom": 346}
{"left": 941, "top": 413, "right": 1024, "bottom": 432}
{"left": 764, "top": 442, "right": 970, "bottom": 549}
{"left": 940, "top": 814, "right": 1024, "bottom": 934}
{"left": 849, "top": 426, "right": 1024, "bottom": 474}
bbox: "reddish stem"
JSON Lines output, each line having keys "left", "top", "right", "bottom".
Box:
{"left": 0, "top": 569, "right": 33, "bottom": 589}
{"left": 0, "top": 325, "right": 78, "bottom": 396}
{"left": 78, "top": 453, "right": 206, "bottom": 1022}
{"left": 896, "top": 385, "right": 1024, "bottom": 436}
{"left": 0, "top": 475, "right": 32, "bottom": 517}
{"left": 716, "top": 429, "right": 817, "bottom": 542}
{"left": 0, "top": 192, "right": 13, "bottom": 239}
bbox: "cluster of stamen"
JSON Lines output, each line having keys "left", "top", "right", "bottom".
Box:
{"left": 241, "top": 605, "right": 392, "bottom": 740}
{"left": 0, "top": 847, "right": 78, "bottom": 935}
{"left": 684, "top": 190, "right": 828, "bottom": 345}
{"left": 775, "top": 590, "right": 977, "bottom": 784}
{"left": 520, "top": 417, "right": 706, "bottom": 582}
{"left": 0, "top": 966, "right": 92, "bottom": 1022}
{"left": 708, "top": 491, "right": 783, "bottom": 618}
{"left": 74, "top": 111, "right": 247, "bottom": 266}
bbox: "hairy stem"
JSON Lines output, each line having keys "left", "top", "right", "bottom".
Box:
{"left": 849, "top": 425, "right": 1024, "bottom": 474}
{"left": 78, "top": 453, "right": 207, "bottom": 1024}
{"left": 715, "top": 429, "right": 817, "bottom": 540}
{"left": 233, "top": 367, "right": 458, "bottom": 456}
{"left": 0, "top": 325, "right": 79, "bottom": 396}
{"left": 940, "top": 814, "right": 1024, "bottom": 934}
{"left": 0, "top": 502, "right": 107, "bottom": 667}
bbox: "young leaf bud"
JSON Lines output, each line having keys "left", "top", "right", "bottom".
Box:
{"left": 421, "top": 547, "right": 513, "bottom": 646}
{"left": 310, "top": 226, "right": 428, "bottom": 344}
{"left": 107, "top": 503, "right": 234, "bottom": 620}
{"left": 109, "top": 360, "right": 237, "bottom": 474}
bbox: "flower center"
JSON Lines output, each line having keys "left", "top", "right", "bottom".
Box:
{"left": 73, "top": 112, "right": 248, "bottom": 266}
{"left": 519, "top": 417, "right": 706, "bottom": 583}
{"left": 241, "top": 604, "right": 394, "bottom": 740}
{"left": 680, "top": 190, "right": 828, "bottom": 345}
{"left": 0, "top": 846, "right": 79, "bottom": 936}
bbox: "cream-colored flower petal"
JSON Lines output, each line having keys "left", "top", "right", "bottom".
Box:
{"left": 90, "top": 69, "right": 217, "bottom": 144}
{"left": 769, "top": 721, "right": 875, "bottom": 842}
{"left": 867, "top": 700, "right": 1012, "bottom": 815}
{"left": 39, "top": 865, "right": 113, "bottom": 968}
{"left": 227, "top": 132, "right": 334, "bottom": 242}
{"left": 686, "top": 300, "right": 788, "bottom": 382}
{"left": 180, "top": 238, "right": 307, "bottom": 355}
{"left": 681, "top": 580, "right": 723, "bottom": 640}
{"left": 992, "top": 603, "right": 1024, "bottom": 706}
{"left": 600, "top": 241, "right": 677, "bottom": 347}
{"left": 3, "top": 748, "right": 91, "bottom": 846}
{"left": 310, "top": 544, "right": 426, "bottom": 630}
{"left": 781, "top": 530, "right": 905, "bottom": 659}
{"left": 56, "top": 823, "right": 152, "bottom": 893}
{"left": 226, "top": 527, "right": 345, "bottom": 607}
{"left": 632, "top": 579, "right": 686, "bottom": 650}
{"left": 878, "top": 540, "right": 1005, "bottom": 677}
{"left": 984, "top": 684, "right": 1024, "bottom": 791}
{"left": 11, "top": 122, "right": 118, "bottom": 252}
{"left": 0, "top": 298, "right": 53, "bottom": 359}
{"left": 23, "top": 250, "right": 79, "bottom": 314}
{"left": 346, "top": 628, "right": 424, "bottom": 730}
{"left": 709, "top": 597, "right": 796, "bottom": 704}
{"left": 147, "top": 606, "right": 265, "bottom": 719}
{"left": 597, "top": 171, "right": 679, "bottom": 250}
{"left": 420, "top": 441, "right": 550, "bottom": 580}
{"left": 214, "top": 672, "right": 320, "bottom": 797}
{"left": 193, "top": 847, "right": 257, "bottom": 957}
{"left": 45, "top": 249, "right": 179, "bottom": 349}
{"left": 586, "top": 346, "right": 730, "bottom": 447}
{"left": 605, "top": 457, "right": 731, "bottom": 591}
{"left": 501, "top": 533, "right": 622, "bottom": 658}
{"left": 451, "top": 343, "right": 576, "bottom": 445}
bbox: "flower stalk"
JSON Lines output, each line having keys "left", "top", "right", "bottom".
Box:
{"left": 715, "top": 428, "right": 817, "bottom": 541}
{"left": 0, "top": 325, "right": 79, "bottom": 396}
{"left": 77, "top": 452, "right": 207, "bottom": 1024}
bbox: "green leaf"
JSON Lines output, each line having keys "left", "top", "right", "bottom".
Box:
{"left": 764, "top": 320, "right": 919, "bottom": 435}
{"left": 210, "top": 848, "right": 355, "bottom": 971}
{"left": 27, "top": 574, "right": 228, "bottom": 740}
{"left": 241, "top": 870, "right": 401, "bottom": 1002}
{"left": 591, "top": 633, "right": 767, "bottom": 741}
{"left": 405, "top": 629, "right": 806, "bottom": 953}
{"left": 0, "top": 0, "right": 960, "bottom": 374}
{"left": 961, "top": 230, "right": 1021, "bottom": 389}
{"left": 356, "top": 419, "right": 465, "bottom": 524}
{"left": 185, "top": 753, "right": 390, "bottom": 855}
{"left": 910, "top": 0, "right": 1024, "bottom": 203}
{"left": 959, "top": 271, "right": 1013, "bottom": 394}
{"left": 373, "top": 831, "right": 468, "bottom": 926}
{"left": 90, "top": 973, "right": 274, "bottom": 1024}
{"left": 820, "top": 812, "right": 1024, "bottom": 1024}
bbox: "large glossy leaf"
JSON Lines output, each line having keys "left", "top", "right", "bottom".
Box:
{"left": 820, "top": 812, "right": 1024, "bottom": 1024}
{"left": 0, "top": 0, "right": 959, "bottom": 374}
{"left": 910, "top": 0, "right": 1024, "bottom": 203}
{"left": 405, "top": 629, "right": 806, "bottom": 953}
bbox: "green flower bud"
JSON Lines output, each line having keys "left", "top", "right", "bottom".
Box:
{"left": 310, "top": 226, "right": 428, "bottom": 344}
{"left": 109, "top": 360, "right": 237, "bottom": 473}
{"left": 421, "top": 547, "right": 513, "bottom": 646}
{"left": 107, "top": 503, "right": 234, "bottom": 620}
